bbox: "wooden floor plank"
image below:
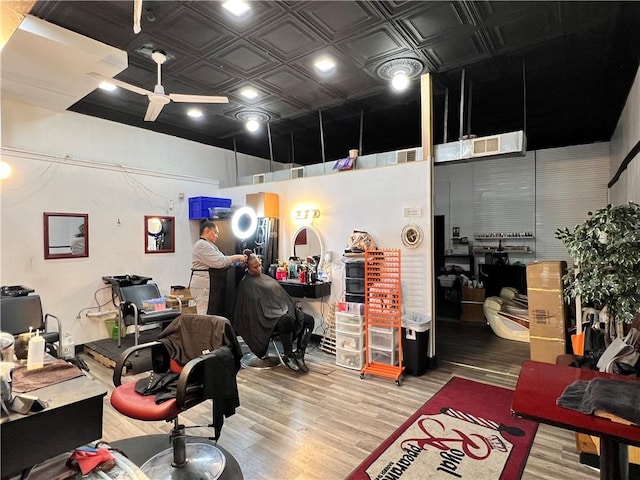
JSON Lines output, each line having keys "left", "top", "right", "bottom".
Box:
{"left": 84, "top": 318, "right": 599, "bottom": 480}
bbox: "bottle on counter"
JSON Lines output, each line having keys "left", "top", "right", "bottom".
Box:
{"left": 27, "top": 330, "right": 45, "bottom": 370}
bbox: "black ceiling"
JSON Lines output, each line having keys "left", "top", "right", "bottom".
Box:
{"left": 29, "top": 1, "right": 640, "bottom": 166}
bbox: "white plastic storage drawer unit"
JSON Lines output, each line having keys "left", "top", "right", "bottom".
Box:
{"left": 335, "top": 330, "right": 365, "bottom": 351}
{"left": 336, "top": 347, "right": 365, "bottom": 370}
{"left": 335, "top": 312, "right": 365, "bottom": 335}
{"left": 368, "top": 345, "right": 400, "bottom": 366}
{"left": 367, "top": 326, "right": 399, "bottom": 350}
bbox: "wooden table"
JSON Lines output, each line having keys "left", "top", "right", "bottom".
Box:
{"left": 0, "top": 373, "right": 107, "bottom": 478}
{"left": 511, "top": 360, "right": 640, "bottom": 480}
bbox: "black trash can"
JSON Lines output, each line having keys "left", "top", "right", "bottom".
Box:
{"left": 401, "top": 313, "right": 431, "bottom": 376}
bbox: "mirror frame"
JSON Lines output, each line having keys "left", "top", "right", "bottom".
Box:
{"left": 292, "top": 225, "right": 324, "bottom": 265}
{"left": 43, "top": 212, "right": 89, "bottom": 259}
{"left": 145, "top": 215, "right": 175, "bottom": 254}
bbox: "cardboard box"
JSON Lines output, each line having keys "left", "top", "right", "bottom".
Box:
{"left": 462, "top": 287, "right": 485, "bottom": 303}
{"left": 576, "top": 433, "right": 640, "bottom": 465}
{"left": 529, "top": 336, "right": 566, "bottom": 364}
{"left": 526, "top": 261, "right": 566, "bottom": 290}
{"left": 246, "top": 192, "right": 279, "bottom": 218}
{"left": 461, "top": 303, "right": 485, "bottom": 323}
{"left": 526, "top": 261, "right": 568, "bottom": 339}
{"left": 451, "top": 244, "right": 469, "bottom": 255}
{"left": 169, "top": 286, "right": 197, "bottom": 314}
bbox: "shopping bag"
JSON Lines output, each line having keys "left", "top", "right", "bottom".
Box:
{"left": 571, "top": 331, "right": 585, "bottom": 356}
{"left": 596, "top": 328, "right": 640, "bottom": 373}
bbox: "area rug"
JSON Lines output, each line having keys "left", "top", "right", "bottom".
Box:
{"left": 346, "top": 377, "right": 538, "bottom": 480}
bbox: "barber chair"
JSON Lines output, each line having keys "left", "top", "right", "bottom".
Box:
{"left": 0, "top": 294, "right": 62, "bottom": 357}
{"left": 110, "top": 315, "right": 241, "bottom": 479}
{"left": 116, "top": 283, "right": 182, "bottom": 348}
{"left": 240, "top": 332, "right": 284, "bottom": 369}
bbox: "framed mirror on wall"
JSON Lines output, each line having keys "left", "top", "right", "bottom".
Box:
{"left": 43, "top": 212, "right": 89, "bottom": 259}
{"left": 292, "top": 225, "right": 323, "bottom": 265}
{"left": 145, "top": 215, "right": 175, "bottom": 254}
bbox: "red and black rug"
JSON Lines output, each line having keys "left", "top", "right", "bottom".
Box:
{"left": 347, "top": 377, "right": 538, "bottom": 480}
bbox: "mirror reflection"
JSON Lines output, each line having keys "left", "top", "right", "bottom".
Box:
{"left": 43, "top": 212, "right": 89, "bottom": 259}
{"left": 292, "top": 226, "right": 323, "bottom": 264}
{"left": 145, "top": 215, "right": 175, "bottom": 253}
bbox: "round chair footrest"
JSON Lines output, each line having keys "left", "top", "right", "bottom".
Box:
{"left": 240, "top": 352, "right": 281, "bottom": 369}
{"left": 141, "top": 442, "right": 226, "bottom": 479}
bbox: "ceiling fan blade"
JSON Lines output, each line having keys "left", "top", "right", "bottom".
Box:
{"left": 168, "top": 93, "right": 229, "bottom": 104}
{"left": 144, "top": 101, "right": 165, "bottom": 122}
{"left": 87, "top": 72, "right": 153, "bottom": 96}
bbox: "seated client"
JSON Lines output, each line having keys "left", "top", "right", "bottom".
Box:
{"left": 233, "top": 254, "right": 314, "bottom": 372}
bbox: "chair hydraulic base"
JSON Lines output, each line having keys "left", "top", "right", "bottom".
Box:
{"left": 240, "top": 352, "right": 281, "bottom": 369}
{"left": 240, "top": 338, "right": 284, "bottom": 369}
{"left": 141, "top": 442, "right": 226, "bottom": 480}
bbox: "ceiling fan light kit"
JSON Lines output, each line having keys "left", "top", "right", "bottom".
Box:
{"left": 88, "top": 50, "right": 229, "bottom": 122}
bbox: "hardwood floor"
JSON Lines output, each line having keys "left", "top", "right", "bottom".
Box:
{"left": 84, "top": 318, "right": 599, "bottom": 480}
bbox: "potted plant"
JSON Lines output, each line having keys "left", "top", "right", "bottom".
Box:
{"left": 555, "top": 202, "right": 640, "bottom": 325}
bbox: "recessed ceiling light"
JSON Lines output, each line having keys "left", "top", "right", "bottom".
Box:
{"left": 246, "top": 119, "right": 260, "bottom": 132}
{"left": 314, "top": 57, "right": 336, "bottom": 73}
{"left": 240, "top": 87, "right": 259, "bottom": 99}
{"left": 187, "top": 108, "right": 203, "bottom": 118}
{"left": 377, "top": 58, "right": 424, "bottom": 92}
{"left": 99, "top": 81, "right": 117, "bottom": 91}
{"left": 391, "top": 72, "right": 410, "bottom": 91}
{"left": 236, "top": 111, "right": 270, "bottom": 133}
{"left": 223, "top": 0, "right": 251, "bottom": 17}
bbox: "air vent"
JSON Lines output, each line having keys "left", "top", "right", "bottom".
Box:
{"left": 434, "top": 131, "right": 525, "bottom": 164}
{"left": 290, "top": 167, "right": 304, "bottom": 179}
{"left": 252, "top": 174, "right": 265, "bottom": 185}
{"left": 472, "top": 135, "right": 501, "bottom": 157}
{"left": 396, "top": 149, "right": 418, "bottom": 163}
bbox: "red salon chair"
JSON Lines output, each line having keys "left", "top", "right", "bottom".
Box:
{"left": 110, "top": 314, "right": 242, "bottom": 479}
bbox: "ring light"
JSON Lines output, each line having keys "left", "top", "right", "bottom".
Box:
{"left": 147, "top": 217, "right": 163, "bottom": 235}
{"left": 232, "top": 206, "right": 258, "bottom": 240}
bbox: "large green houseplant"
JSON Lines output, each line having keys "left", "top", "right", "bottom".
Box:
{"left": 555, "top": 202, "right": 640, "bottom": 325}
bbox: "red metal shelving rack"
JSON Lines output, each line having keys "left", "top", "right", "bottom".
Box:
{"left": 360, "top": 249, "right": 404, "bottom": 385}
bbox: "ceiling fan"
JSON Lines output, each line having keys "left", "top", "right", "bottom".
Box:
{"left": 89, "top": 50, "right": 229, "bottom": 122}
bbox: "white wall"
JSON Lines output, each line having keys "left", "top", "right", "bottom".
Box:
{"left": 434, "top": 144, "right": 610, "bottom": 268}
{"left": 609, "top": 65, "right": 640, "bottom": 204}
{"left": 0, "top": 100, "right": 272, "bottom": 345}
{"left": 221, "top": 161, "right": 434, "bottom": 332}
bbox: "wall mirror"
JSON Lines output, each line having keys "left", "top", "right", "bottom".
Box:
{"left": 43, "top": 212, "right": 89, "bottom": 259}
{"left": 292, "top": 225, "right": 323, "bottom": 265}
{"left": 145, "top": 215, "right": 175, "bottom": 254}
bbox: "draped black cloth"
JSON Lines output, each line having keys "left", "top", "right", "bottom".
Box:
{"left": 233, "top": 273, "right": 299, "bottom": 358}
{"left": 156, "top": 314, "right": 242, "bottom": 440}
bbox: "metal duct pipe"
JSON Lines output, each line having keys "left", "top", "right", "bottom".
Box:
{"left": 466, "top": 79, "right": 473, "bottom": 137}
{"left": 359, "top": 110, "right": 364, "bottom": 155}
{"left": 267, "top": 122, "right": 274, "bottom": 172}
{"left": 443, "top": 87, "right": 449, "bottom": 143}
{"left": 233, "top": 136, "right": 238, "bottom": 186}
{"left": 459, "top": 69, "right": 465, "bottom": 140}
{"left": 319, "top": 109, "right": 326, "bottom": 163}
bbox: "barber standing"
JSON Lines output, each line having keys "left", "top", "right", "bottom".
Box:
{"left": 191, "top": 220, "right": 246, "bottom": 315}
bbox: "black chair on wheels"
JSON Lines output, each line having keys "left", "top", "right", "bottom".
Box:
{"left": 0, "top": 293, "right": 62, "bottom": 357}
{"left": 116, "top": 283, "right": 182, "bottom": 347}
{"left": 109, "top": 314, "right": 242, "bottom": 479}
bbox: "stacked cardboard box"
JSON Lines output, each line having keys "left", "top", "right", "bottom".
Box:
{"left": 460, "top": 287, "right": 485, "bottom": 323}
{"left": 168, "top": 286, "right": 197, "bottom": 314}
{"left": 526, "top": 261, "right": 568, "bottom": 363}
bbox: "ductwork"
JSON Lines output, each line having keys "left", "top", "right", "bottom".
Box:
{"left": 434, "top": 131, "right": 526, "bottom": 164}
